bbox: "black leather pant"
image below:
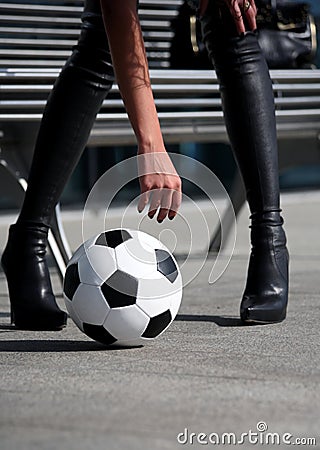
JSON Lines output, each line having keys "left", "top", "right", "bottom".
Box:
{"left": 18, "top": 0, "right": 280, "bottom": 227}
{"left": 201, "top": 0, "right": 281, "bottom": 221}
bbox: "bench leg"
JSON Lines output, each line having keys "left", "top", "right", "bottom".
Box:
{"left": 50, "top": 204, "right": 72, "bottom": 281}
{"left": 0, "top": 153, "right": 70, "bottom": 284}
{"left": 209, "top": 169, "right": 245, "bottom": 252}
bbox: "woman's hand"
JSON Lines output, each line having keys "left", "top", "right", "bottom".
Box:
{"left": 137, "top": 151, "right": 182, "bottom": 222}
{"left": 199, "top": 0, "right": 257, "bottom": 35}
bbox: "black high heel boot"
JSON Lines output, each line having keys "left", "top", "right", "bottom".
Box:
{"left": 240, "top": 212, "right": 289, "bottom": 323}
{"left": 201, "top": 1, "right": 289, "bottom": 323}
{"left": 1, "top": 224, "right": 67, "bottom": 330}
{"left": 2, "top": 0, "right": 114, "bottom": 330}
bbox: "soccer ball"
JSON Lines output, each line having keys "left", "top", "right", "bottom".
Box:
{"left": 63, "top": 228, "right": 182, "bottom": 346}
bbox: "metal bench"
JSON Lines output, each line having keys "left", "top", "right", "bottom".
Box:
{"left": 1, "top": 0, "right": 320, "bottom": 281}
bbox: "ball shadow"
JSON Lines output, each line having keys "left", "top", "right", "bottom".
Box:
{"left": 0, "top": 339, "right": 143, "bottom": 352}
{"left": 176, "top": 314, "right": 246, "bottom": 327}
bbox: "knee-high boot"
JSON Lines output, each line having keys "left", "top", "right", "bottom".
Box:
{"left": 201, "top": 1, "right": 289, "bottom": 323}
{"left": 1, "top": 0, "right": 114, "bottom": 330}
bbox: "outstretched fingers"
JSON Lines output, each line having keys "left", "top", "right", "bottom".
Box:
{"left": 137, "top": 152, "right": 182, "bottom": 222}
{"left": 169, "top": 189, "right": 182, "bottom": 220}
{"left": 138, "top": 189, "right": 150, "bottom": 214}
{"left": 142, "top": 184, "right": 181, "bottom": 223}
{"left": 148, "top": 188, "right": 163, "bottom": 220}
{"left": 155, "top": 189, "right": 172, "bottom": 223}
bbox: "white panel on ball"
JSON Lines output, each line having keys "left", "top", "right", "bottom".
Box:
{"left": 129, "top": 229, "right": 166, "bottom": 253}
{"left": 169, "top": 291, "right": 183, "bottom": 319}
{"left": 136, "top": 297, "right": 171, "bottom": 318}
{"left": 78, "top": 246, "right": 117, "bottom": 285}
{"left": 68, "top": 235, "right": 100, "bottom": 266}
{"left": 137, "top": 276, "right": 180, "bottom": 301}
{"left": 72, "top": 284, "right": 110, "bottom": 325}
{"left": 68, "top": 244, "right": 85, "bottom": 266}
{"left": 64, "top": 297, "right": 84, "bottom": 331}
{"left": 171, "top": 276, "right": 182, "bottom": 319}
{"left": 103, "top": 305, "right": 149, "bottom": 340}
{"left": 115, "top": 237, "right": 157, "bottom": 279}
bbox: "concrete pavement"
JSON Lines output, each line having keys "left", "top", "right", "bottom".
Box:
{"left": 0, "top": 191, "right": 319, "bottom": 450}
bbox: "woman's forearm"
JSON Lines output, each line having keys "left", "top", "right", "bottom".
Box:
{"left": 100, "top": 0, "right": 165, "bottom": 153}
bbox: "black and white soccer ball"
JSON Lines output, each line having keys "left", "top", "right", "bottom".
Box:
{"left": 63, "top": 228, "right": 182, "bottom": 346}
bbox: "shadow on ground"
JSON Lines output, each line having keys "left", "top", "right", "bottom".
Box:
{"left": 0, "top": 339, "right": 144, "bottom": 352}
{"left": 176, "top": 314, "right": 244, "bottom": 327}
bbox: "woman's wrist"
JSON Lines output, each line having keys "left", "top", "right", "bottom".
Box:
{"left": 137, "top": 139, "right": 166, "bottom": 154}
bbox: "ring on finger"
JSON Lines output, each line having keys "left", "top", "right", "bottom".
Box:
{"left": 244, "top": 1, "right": 251, "bottom": 11}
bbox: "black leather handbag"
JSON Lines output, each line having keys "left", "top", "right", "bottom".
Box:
{"left": 170, "top": 0, "right": 317, "bottom": 69}
{"left": 170, "top": 0, "right": 212, "bottom": 69}
{"left": 256, "top": 0, "right": 317, "bottom": 68}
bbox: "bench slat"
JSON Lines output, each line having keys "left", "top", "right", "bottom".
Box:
{"left": 2, "top": 82, "right": 320, "bottom": 95}
{"left": 1, "top": 109, "right": 320, "bottom": 122}
{"left": 0, "top": 14, "right": 81, "bottom": 25}
{"left": 0, "top": 16, "right": 172, "bottom": 30}
{"left": 2, "top": 96, "right": 320, "bottom": 110}
{"left": 0, "top": 4, "right": 179, "bottom": 19}
{"left": 0, "top": 60, "right": 66, "bottom": 67}
{"left": 1, "top": 69, "right": 319, "bottom": 82}
{"left": 0, "top": 26, "right": 81, "bottom": 37}
{"left": 0, "top": 3, "right": 83, "bottom": 15}
{"left": 0, "top": 29, "right": 172, "bottom": 41}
